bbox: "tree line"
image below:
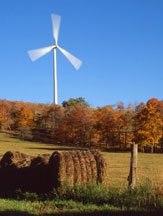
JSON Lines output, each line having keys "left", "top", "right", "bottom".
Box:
{"left": 0, "top": 97, "right": 163, "bottom": 152}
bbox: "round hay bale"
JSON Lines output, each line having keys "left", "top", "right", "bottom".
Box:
{"left": 91, "top": 150, "right": 107, "bottom": 184}
{"left": 0, "top": 151, "right": 32, "bottom": 168}
{"left": 0, "top": 150, "right": 107, "bottom": 192}
{"left": 0, "top": 151, "right": 33, "bottom": 192}
{"left": 49, "top": 150, "right": 107, "bottom": 188}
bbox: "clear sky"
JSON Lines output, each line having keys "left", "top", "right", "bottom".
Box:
{"left": 0, "top": 0, "right": 163, "bottom": 108}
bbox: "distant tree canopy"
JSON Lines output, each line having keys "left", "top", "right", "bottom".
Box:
{"left": 62, "top": 97, "right": 89, "bottom": 108}
{"left": 0, "top": 97, "right": 163, "bottom": 152}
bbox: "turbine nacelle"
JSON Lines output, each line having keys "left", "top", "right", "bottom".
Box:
{"left": 54, "top": 45, "right": 58, "bottom": 49}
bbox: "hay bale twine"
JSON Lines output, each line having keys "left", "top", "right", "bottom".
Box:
{"left": 63, "top": 151, "right": 74, "bottom": 186}
{"left": 71, "top": 151, "right": 82, "bottom": 184}
{"left": 91, "top": 150, "right": 107, "bottom": 184}
{"left": 49, "top": 150, "right": 107, "bottom": 188}
{"left": 76, "top": 151, "right": 87, "bottom": 185}
{"left": 81, "top": 151, "right": 94, "bottom": 184}
{"left": 85, "top": 151, "right": 98, "bottom": 183}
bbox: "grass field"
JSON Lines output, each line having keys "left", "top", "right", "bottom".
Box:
{"left": 103, "top": 151, "right": 163, "bottom": 188}
{"left": 0, "top": 131, "right": 163, "bottom": 188}
{"left": 0, "top": 131, "right": 163, "bottom": 215}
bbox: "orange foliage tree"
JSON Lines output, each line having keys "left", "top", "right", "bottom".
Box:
{"left": 0, "top": 100, "right": 12, "bottom": 130}
{"left": 58, "top": 105, "right": 94, "bottom": 146}
{"left": 94, "top": 106, "right": 119, "bottom": 148}
{"left": 17, "top": 106, "right": 34, "bottom": 128}
{"left": 133, "top": 98, "right": 163, "bottom": 152}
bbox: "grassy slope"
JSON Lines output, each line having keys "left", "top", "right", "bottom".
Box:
{"left": 0, "top": 132, "right": 86, "bottom": 156}
{"left": 0, "top": 132, "right": 163, "bottom": 187}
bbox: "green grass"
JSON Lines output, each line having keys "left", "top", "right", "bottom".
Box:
{"left": 0, "top": 199, "right": 161, "bottom": 216}
{"left": 0, "top": 199, "right": 122, "bottom": 216}
{"left": 0, "top": 182, "right": 162, "bottom": 216}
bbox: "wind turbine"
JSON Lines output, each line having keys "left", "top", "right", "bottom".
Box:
{"left": 28, "top": 14, "right": 82, "bottom": 105}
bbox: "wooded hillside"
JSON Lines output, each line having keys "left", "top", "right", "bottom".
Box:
{"left": 0, "top": 98, "right": 163, "bottom": 152}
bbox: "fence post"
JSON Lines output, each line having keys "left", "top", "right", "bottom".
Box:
{"left": 128, "top": 144, "right": 138, "bottom": 189}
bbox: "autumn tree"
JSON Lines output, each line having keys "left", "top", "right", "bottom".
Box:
{"left": 94, "top": 106, "right": 118, "bottom": 148}
{"left": 117, "top": 104, "right": 135, "bottom": 149}
{"left": 0, "top": 105, "right": 2, "bottom": 128}
{"left": 133, "top": 98, "right": 163, "bottom": 152}
{"left": 157, "top": 100, "right": 163, "bottom": 149}
{"left": 17, "top": 106, "right": 34, "bottom": 128}
{"left": 33, "top": 105, "right": 64, "bottom": 143}
{"left": 15, "top": 105, "right": 34, "bottom": 140}
{"left": 0, "top": 100, "right": 12, "bottom": 130}
{"left": 58, "top": 105, "right": 93, "bottom": 146}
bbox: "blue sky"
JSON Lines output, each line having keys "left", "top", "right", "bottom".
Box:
{"left": 0, "top": 0, "right": 163, "bottom": 107}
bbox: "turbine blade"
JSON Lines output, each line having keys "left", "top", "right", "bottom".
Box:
{"left": 58, "top": 46, "right": 82, "bottom": 70}
{"left": 28, "top": 45, "right": 54, "bottom": 61}
{"left": 51, "top": 14, "right": 61, "bottom": 44}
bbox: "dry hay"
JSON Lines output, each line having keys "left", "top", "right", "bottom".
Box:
{"left": 0, "top": 151, "right": 51, "bottom": 193}
{"left": 0, "top": 150, "right": 107, "bottom": 193}
{"left": 0, "top": 151, "right": 33, "bottom": 192}
{"left": 49, "top": 150, "right": 107, "bottom": 188}
{"left": 0, "top": 151, "right": 33, "bottom": 169}
{"left": 30, "top": 154, "right": 50, "bottom": 168}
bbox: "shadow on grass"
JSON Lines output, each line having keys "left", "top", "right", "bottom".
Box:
{"left": 50, "top": 210, "right": 163, "bottom": 216}
{"left": 0, "top": 209, "right": 162, "bottom": 216}
{"left": 27, "top": 147, "right": 88, "bottom": 151}
{"left": 0, "top": 139, "right": 12, "bottom": 143}
{"left": 0, "top": 211, "right": 34, "bottom": 216}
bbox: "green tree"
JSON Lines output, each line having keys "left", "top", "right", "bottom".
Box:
{"left": 62, "top": 97, "right": 89, "bottom": 108}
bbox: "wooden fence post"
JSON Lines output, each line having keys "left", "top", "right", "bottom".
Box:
{"left": 128, "top": 144, "right": 138, "bottom": 189}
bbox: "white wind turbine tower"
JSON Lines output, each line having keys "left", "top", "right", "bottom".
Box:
{"left": 28, "top": 14, "right": 82, "bottom": 105}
